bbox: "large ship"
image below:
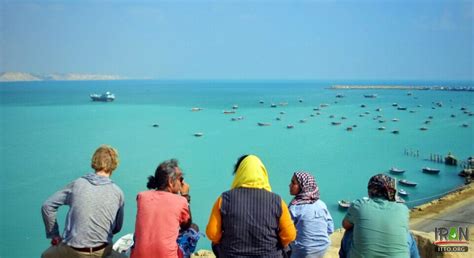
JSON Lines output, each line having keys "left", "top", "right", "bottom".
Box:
{"left": 90, "top": 91, "right": 115, "bottom": 102}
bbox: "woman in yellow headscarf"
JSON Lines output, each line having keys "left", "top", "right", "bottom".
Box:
{"left": 206, "top": 155, "right": 296, "bottom": 257}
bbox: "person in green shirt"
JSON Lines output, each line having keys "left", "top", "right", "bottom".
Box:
{"left": 339, "top": 174, "right": 420, "bottom": 258}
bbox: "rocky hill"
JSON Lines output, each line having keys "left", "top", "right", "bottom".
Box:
{"left": 0, "top": 72, "right": 124, "bottom": 82}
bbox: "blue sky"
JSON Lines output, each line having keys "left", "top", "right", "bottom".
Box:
{"left": 1, "top": 0, "right": 472, "bottom": 80}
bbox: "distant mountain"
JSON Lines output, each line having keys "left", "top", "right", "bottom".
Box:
{"left": 0, "top": 72, "right": 125, "bottom": 82}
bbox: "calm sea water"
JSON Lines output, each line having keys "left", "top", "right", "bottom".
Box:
{"left": 1, "top": 80, "right": 473, "bottom": 257}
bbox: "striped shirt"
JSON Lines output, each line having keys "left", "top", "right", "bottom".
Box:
{"left": 219, "top": 188, "right": 284, "bottom": 258}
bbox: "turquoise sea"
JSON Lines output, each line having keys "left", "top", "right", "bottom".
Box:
{"left": 1, "top": 80, "right": 473, "bottom": 257}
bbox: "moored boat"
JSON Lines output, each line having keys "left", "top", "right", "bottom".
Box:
{"left": 364, "top": 94, "right": 377, "bottom": 98}
{"left": 231, "top": 116, "right": 244, "bottom": 121}
{"left": 257, "top": 122, "right": 271, "bottom": 126}
{"left": 395, "top": 195, "right": 406, "bottom": 203}
{"left": 338, "top": 200, "right": 351, "bottom": 208}
{"left": 390, "top": 167, "right": 405, "bottom": 174}
{"left": 422, "top": 167, "right": 440, "bottom": 174}
{"left": 90, "top": 91, "right": 115, "bottom": 102}
{"left": 194, "top": 132, "right": 204, "bottom": 137}
{"left": 398, "top": 189, "right": 409, "bottom": 196}
{"left": 399, "top": 179, "right": 417, "bottom": 186}
{"left": 287, "top": 125, "right": 294, "bottom": 129}
{"left": 223, "top": 110, "right": 236, "bottom": 114}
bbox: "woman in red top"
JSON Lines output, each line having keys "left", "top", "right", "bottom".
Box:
{"left": 131, "top": 159, "right": 198, "bottom": 258}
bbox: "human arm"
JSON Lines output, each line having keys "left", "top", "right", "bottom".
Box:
{"left": 179, "top": 182, "right": 192, "bottom": 230}
{"left": 325, "top": 208, "right": 335, "bottom": 235}
{"left": 278, "top": 200, "right": 297, "bottom": 247}
{"left": 41, "top": 183, "right": 73, "bottom": 240}
{"left": 205, "top": 197, "right": 222, "bottom": 244}
{"left": 112, "top": 195, "right": 124, "bottom": 234}
{"left": 342, "top": 218, "right": 353, "bottom": 230}
{"left": 342, "top": 201, "right": 359, "bottom": 230}
{"left": 180, "top": 182, "right": 191, "bottom": 203}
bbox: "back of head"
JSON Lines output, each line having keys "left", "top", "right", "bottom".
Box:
{"left": 91, "top": 145, "right": 119, "bottom": 174}
{"left": 367, "top": 173, "right": 396, "bottom": 201}
{"left": 147, "top": 159, "right": 179, "bottom": 190}
{"left": 231, "top": 154, "right": 272, "bottom": 191}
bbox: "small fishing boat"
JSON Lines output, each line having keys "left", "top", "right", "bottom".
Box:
{"left": 360, "top": 104, "right": 366, "bottom": 108}
{"left": 392, "top": 118, "right": 399, "bottom": 122}
{"left": 276, "top": 117, "right": 281, "bottom": 121}
{"left": 375, "top": 108, "right": 382, "bottom": 112}
{"left": 398, "top": 189, "right": 409, "bottom": 196}
{"left": 223, "top": 110, "right": 236, "bottom": 114}
{"left": 270, "top": 103, "right": 277, "bottom": 108}
{"left": 320, "top": 103, "right": 329, "bottom": 107}
{"left": 391, "top": 130, "right": 400, "bottom": 134}
{"left": 377, "top": 126, "right": 386, "bottom": 130}
{"left": 390, "top": 167, "right": 405, "bottom": 174}
{"left": 90, "top": 91, "right": 115, "bottom": 102}
{"left": 259, "top": 100, "right": 264, "bottom": 104}
{"left": 422, "top": 167, "right": 440, "bottom": 174}
{"left": 338, "top": 200, "right": 351, "bottom": 208}
{"left": 190, "top": 107, "right": 203, "bottom": 112}
{"left": 397, "top": 107, "right": 407, "bottom": 110}
{"left": 280, "top": 111, "right": 286, "bottom": 115}
{"left": 396, "top": 195, "right": 406, "bottom": 203}
{"left": 331, "top": 121, "right": 341, "bottom": 126}
{"left": 420, "top": 127, "right": 428, "bottom": 131}
{"left": 194, "top": 132, "right": 204, "bottom": 137}
{"left": 392, "top": 103, "right": 398, "bottom": 107}
{"left": 299, "top": 119, "right": 307, "bottom": 123}
{"left": 364, "top": 94, "right": 377, "bottom": 98}
{"left": 231, "top": 116, "right": 244, "bottom": 121}
{"left": 336, "top": 94, "right": 345, "bottom": 98}
{"left": 257, "top": 122, "right": 271, "bottom": 126}
{"left": 298, "top": 99, "right": 304, "bottom": 103}
{"left": 152, "top": 124, "right": 159, "bottom": 128}
{"left": 232, "top": 105, "right": 239, "bottom": 109}
{"left": 399, "top": 179, "right": 417, "bottom": 186}
{"left": 287, "top": 125, "right": 294, "bottom": 129}
{"left": 346, "top": 127, "right": 353, "bottom": 131}
{"left": 461, "top": 123, "right": 469, "bottom": 128}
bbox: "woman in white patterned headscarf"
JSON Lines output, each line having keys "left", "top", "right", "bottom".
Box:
{"left": 288, "top": 171, "right": 334, "bottom": 258}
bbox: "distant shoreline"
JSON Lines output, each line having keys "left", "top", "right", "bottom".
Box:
{"left": 331, "top": 85, "right": 474, "bottom": 92}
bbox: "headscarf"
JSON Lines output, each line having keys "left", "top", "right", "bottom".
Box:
{"left": 367, "top": 173, "right": 397, "bottom": 201}
{"left": 231, "top": 155, "right": 272, "bottom": 192}
{"left": 290, "top": 171, "right": 320, "bottom": 205}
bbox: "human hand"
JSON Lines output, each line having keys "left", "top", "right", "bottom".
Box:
{"left": 51, "top": 236, "right": 62, "bottom": 246}
{"left": 180, "top": 182, "right": 190, "bottom": 195}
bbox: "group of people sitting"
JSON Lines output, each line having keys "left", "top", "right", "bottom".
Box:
{"left": 41, "top": 145, "right": 420, "bottom": 258}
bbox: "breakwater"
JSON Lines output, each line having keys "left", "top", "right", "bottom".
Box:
{"left": 330, "top": 85, "right": 474, "bottom": 92}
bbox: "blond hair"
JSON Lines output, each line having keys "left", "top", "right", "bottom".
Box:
{"left": 91, "top": 145, "right": 119, "bottom": 173}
